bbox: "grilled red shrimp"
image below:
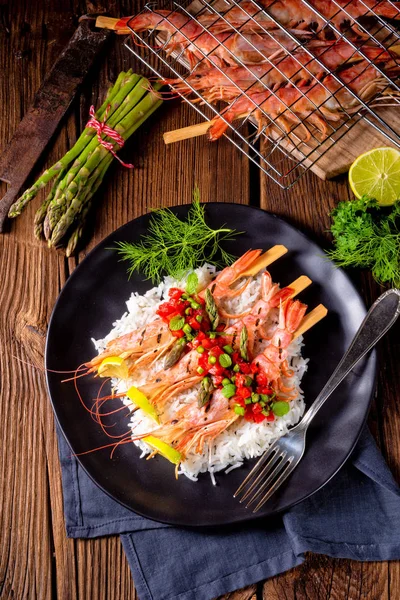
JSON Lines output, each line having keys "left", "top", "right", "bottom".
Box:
{"left": 252, "top": 298, "right": 307, "bottom": 388}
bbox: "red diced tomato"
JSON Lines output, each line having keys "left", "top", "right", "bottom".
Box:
{"left": 201, "top": 338, "right": 214, "bottom": 349}
{"left": 257, "top": 386, "right": 272, "bottom": 395}
{"left": 189, "top": 318, "right": 201, "bottom": 331}
{"left": 171, "top": 330, "right": 184, "bottom": 338}
{"left": 266, "top": 413, "right": 275, "bottom": 422}
{"left": 235, "top": 373, "right": 246, "bottom": 387}
{"left": 239, "top": 362, "right": 251, "bottom": 374}
{"left": 253, "top": 413, "right": 266, "bottom": 423}
{"left": 168, "top": 288, "right": 183, "bottom": 300}
{"left": 235, "top": 396, "right": 245, "bottom": 408}
{"left": 197, "top": 331, "right": 206, "bottom": 340}
{"left": 252, "top": 403, "right": 262, "bottom": 414}
{"left": 256, "top": 372, "right": 268, "bottom": 385}
{"left": 209, "top": 346, "right": 223, "bottom": 357}
{"left": 237, "top": 387, "right": 251, "bottom": 399}
{"left": 216, "top": 323, "right": 225, "bottom": 332}
{"left": 250, "top": 363, "right": 259, "bottom": 374}
{"left": 213, "top": 375, "right": 224, "bottom": 386}
{"left": 209, "top": 364, "right": 224, "bottom": 376}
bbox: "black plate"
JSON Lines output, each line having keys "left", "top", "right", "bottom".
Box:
{"left": 46, "top": 204, "right": 377, "bottom": 526}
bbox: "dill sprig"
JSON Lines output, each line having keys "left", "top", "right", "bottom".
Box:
{"left": 327, "top": 196, "right": 400, "bottom": 288}
{"left": 115, "top": 189, "right": 240, "bottom": 283}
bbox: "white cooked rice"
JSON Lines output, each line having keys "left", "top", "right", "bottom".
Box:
{"left": 93, "top": 265, "right": 308, "bottom": 483}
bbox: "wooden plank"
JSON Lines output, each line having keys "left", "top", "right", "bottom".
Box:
{"left": 0, "top": 1, "right": 250, "bottom": 599}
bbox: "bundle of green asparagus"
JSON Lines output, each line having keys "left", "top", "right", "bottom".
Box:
{"left": 8, "top": 70, "right": 162, "bottom": 256}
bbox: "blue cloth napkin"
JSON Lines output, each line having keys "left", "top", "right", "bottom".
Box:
{"left": 57, "top": 426, "right": 400, "bottom": 600}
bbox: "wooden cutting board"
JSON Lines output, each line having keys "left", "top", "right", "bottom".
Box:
{"left": 182, "top": 0, "right": 400, "bottom": 180}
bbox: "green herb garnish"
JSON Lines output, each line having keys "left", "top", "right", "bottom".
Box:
{"left": 186, "top": 272, "right": 199, "bottom": 295}
{"left": 328, "top": 196, "right": 400, "bottom": 287}
{"left": 222, "top": 384, "right": 237, "bottom": 399}
{"left": 219, "top": 353, "right": 232, "bottom": 368}
{"left": 115, "top": 188, "right": 240, "bottom": 283}
{"left": 169, "top": 315, "right": 185, "bottom": 331}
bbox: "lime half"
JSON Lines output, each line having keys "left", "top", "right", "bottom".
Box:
{"left": 349, "top": 147, "right": 400, "bottom": 206}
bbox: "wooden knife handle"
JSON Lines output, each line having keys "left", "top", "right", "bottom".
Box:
{"left": 0, "top": 20, "right": 111, "bottom": 232}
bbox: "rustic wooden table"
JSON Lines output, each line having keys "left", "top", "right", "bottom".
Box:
{"left": 1, "top": 1, "right": 400, "bottom": 599}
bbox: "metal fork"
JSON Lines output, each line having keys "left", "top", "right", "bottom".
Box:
{"left": 234, "top": 288, "right": 400, "bottom": 512}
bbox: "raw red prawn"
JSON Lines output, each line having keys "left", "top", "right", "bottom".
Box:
{"left": 118, "top": 9, "right": 239, "bottom": 68}
{"left": 252, "top": 298, "right": 307, "bottom": 386}
{"left": 164, "top": 41, "right": 396, "bottom": 98}
{"left": 197, "top": 1, "right": 315, "bottom": 36}
{"left": 207, "top": 59, "right": 400, "bottom": 141}
{"left": 260, "top": 0, "right": 400, "bottom": 36}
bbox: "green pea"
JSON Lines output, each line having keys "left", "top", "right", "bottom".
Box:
{"left": 234, "top": 405, "right": 245, "bottom": 416}
{"left": 223, "top": 345, "right": 233, "bottom": 354}
{"left": 222, "top": 378, "right": 231, "bottom": 386}
{"left": 183, "top": 323, "right": 192, "bottom": 335}
{"left": 196, "top": 346, "right": 205, "bottom": 354}
{"left": 208, "top": 356, "right": 217, "bottom": 365}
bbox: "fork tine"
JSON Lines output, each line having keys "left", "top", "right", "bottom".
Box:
{"left": 252, "top": 458, "right": 297, "bottom": 513}
{"left": 240, "top": 449, "right": 286, "bottom": 503}
{"left": 245, "top": 452, "right": 289, "bottom": 507}
{"left": 234, "top": 442, "right": 280, "bottom": 499}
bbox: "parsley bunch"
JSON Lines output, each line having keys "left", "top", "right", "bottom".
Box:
{"left": 328, "top": 196, "right": 400, "bottom": 287}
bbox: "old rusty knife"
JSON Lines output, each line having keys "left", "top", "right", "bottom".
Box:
{"left": 0, "top": 19, "right": 111, "bottom": 231}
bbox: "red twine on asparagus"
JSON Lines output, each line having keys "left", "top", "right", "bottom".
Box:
{"left": 85, "top": 105, "right": 134, "bottom": 169}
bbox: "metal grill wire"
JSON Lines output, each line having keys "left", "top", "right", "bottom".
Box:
{"left": 124, "top": 0, "right": 400, "bottom": 188}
